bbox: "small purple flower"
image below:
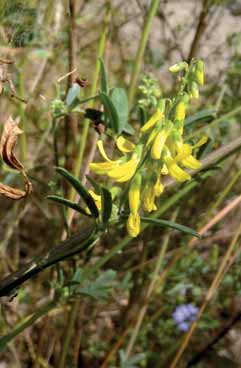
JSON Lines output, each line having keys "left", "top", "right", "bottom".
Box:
{"left": 172, "top": 303, "right": 198, "bottom": 332}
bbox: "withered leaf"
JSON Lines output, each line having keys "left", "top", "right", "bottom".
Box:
{"left": 0, "top": 116, "right": 24, "bottom": 171}
{"left": 0, "top": 181, "right": 32, "bottom": 200}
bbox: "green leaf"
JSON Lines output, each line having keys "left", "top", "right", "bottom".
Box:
{"left": 66, "top": 83, "right": 81, "bottom": 106}
{"left": 110, "top": 88, "right": 129, "bottom": 133}
{"left": 99, "top": 92, "right": 119, "bottom": 133}
{"left": 140, "top": 217, "right": 201, "bottom": 238}
{"left": 56, "top": 167, "right": 99, "bottom": 218}
{"left": 185, "top": 108, "right": 217, "bottom": 126}
{"left": 47, "top": 195, "right": 90, "bottom": 217}
{"left": 101, "top": 187, "right": 112, "bottom": 224}
{"left": 78, "top": 270, "right": 117, "bottom": 299}
{"left": 99, "top": 57, "right": 109, "bottom": 94}
{"left": 123, "top": 123, "right": 135, "bottom": 135}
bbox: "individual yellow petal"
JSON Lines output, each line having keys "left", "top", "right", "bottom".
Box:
{"left": 141, "top": 109, "right": 163, "bottom": 133}
{"left": 108, "top": 158, "right": 138, "bottom": 182}
{"left": 97, "top": 140, "right": 113, "bottom": 162}
{"left": 193, "top": 136, "right": 208, "bottom": 148}
{"left": 182, "top": 155, "right": 202, "bottom": 170}
{"left": 129, "top": 174, "right": 141, "bottom": 216}
{"left": 89, "top": 161, "right": 117, "bottom": 175}
{"left": 116, "top": 136, "right": 135, "bottom": 153}
{"left": 127, "top": 213, "right": 140, "bottom": 237}
{"left": 165, "top": 157, "right": 191, "bottom": 182}
{"left": 151, "top": 130, "right": 168, "bottom": 160}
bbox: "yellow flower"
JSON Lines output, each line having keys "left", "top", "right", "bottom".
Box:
{"left": 163, "top": 148, "right": 191, "bottom": 182}
{"left": 175, "top": 101, "right": 186, "bottom": 121}
{"left": 141, "top": 109, "right": 163, "bottom": 133}
{"left": 129, "top": 174, "right": 141, "bottom": 216}
{"left": 90, "top": 140, "right": 141, "bottom": 183}
{"left": 150, "top": 120, "right": 173, "bottom": 160}
{"left": 127, "top": 213, "right": 140, "bottom": 237}
{"left": 127, "top": 173, "right": 142, "bottom": 237}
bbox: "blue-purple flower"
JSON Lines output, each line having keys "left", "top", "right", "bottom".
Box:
{"left": 172, "top": 303, "right": 198, "bottom": 332}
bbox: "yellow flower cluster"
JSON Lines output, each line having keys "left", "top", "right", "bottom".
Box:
{"left": 89, "top": 60, "right": 206, "bottom": 237}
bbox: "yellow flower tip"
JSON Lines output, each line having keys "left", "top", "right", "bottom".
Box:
{"left": 194, "top": 135, "right": 208, "bottom": 148}
{"left": 129, "top": 174, "right": 142, "bottom": 216}
{"left": 161, "top": 164, "right": 168, "bottom": 175}
{"left": 169, "top": 61, "right": 188, "bottom": 73}
{"left": 190, "top": 81, "right": 199, "bottom": 99}
{"left": 97, "top": 140, "right": 112, "bottom": 162}
{"left": 182, "top": 155, "right": 202, "bottom": 170}
{"left": 127, "top": 213, "right": 140, "bottom": 237}
{"left": 175, "top": 101, "right": 186, "bottom": 121}
{"left": 154, "top": 176, "right": 164, "bottom": 197}
{"left": 141, "top": 109, "right": 163, "bottom": 133}
{"left": 116, "top": 136, "right": 135, "bottom": 153}
{"left": 143, "top": 186, "right": 156, "bottom": 213}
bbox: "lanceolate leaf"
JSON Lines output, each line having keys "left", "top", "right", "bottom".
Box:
{"left": 99, "top": 92, "right": 119, "bottom": 133}
{"left": 56, "top": 167, "right": 99, "bottom": 218}
{"left": 141, "top": 217, "right": 201, "bottom": 238}
{"left": 99, "top": 57, "right": 109, "bottom": 94}
{"left": 110, "top": 88, "right": 128, "bottom": 133}
{"left": 47, "top": 195, "right": 91, "bottom": 217}
{"left": 100, "top": 187, "right": 112, "bottom": 224}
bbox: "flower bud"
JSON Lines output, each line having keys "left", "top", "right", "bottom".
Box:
{"left": 195, "top": 59, "right": 204, "bottom": 86}
{"left": 169, "top": 62, "right": 188, "bottom": 73}
{"left": 175, "top": 101, "right": 186, "bottom": 121}
{"left": 190, "top": 81, "right": 199, "bottom": 99}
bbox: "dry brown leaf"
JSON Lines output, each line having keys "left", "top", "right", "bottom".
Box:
{"left": 0, "top": 116, "right": 24, "bottom": 171}
{"left": 0, "top": 181, "right": 32, "bottom": 200}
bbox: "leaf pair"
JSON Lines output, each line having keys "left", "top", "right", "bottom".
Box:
{"left": 0, "top": 116, "right": 32, "bottom": 200}
{"left": 48, "top": 168, "right": 112, "bottom": 225}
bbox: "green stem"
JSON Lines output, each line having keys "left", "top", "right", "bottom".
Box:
{"left": 0, "top": 301, "right": 56, "bottom": 353}
{"left": 67, "top": 7, "right": 110, "bottom": 206}
{"left": 128, "top": 0, "right": 160, "bottom": 107}
{"left": 125, "top": 209, "right": 179, "bottom": 358}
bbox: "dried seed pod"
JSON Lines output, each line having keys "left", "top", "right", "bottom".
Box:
{"left": 0, "top": 116, "right": 24, "bottom": 171}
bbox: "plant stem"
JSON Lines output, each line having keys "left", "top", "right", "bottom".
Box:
{"left": 68, "top": 6, "right": 110, "bottom": 205}
{"left": 128, "top": 0, "right": 160, "bottom": 107}
{"left": 65, "top": 0, "right": 78, "bottom": 172}
{"left": 187, "top": 0, "right": 210, "bottom": 62}
{"left": 125, "top": 210, "right": 178, "bottom": 359}
{"left": 0, "top": 301, "right": 56, "bottom": 353}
